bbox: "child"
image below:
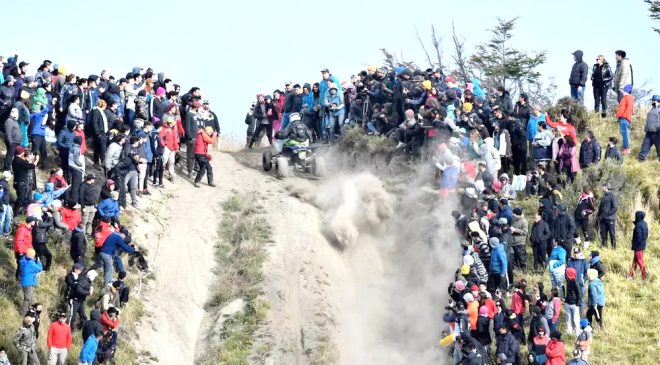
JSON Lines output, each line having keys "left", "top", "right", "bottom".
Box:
{"left": 628, "top": 211, "right": 649, "bottom": 280}
{"left": 604, "top": 136, "right": 622, "bottom": 161}
{"left": 544, "top": 288, "right": 561, "bottom": 334}
{"left": 0, "top": 346, "right": 10, "bottom": 365}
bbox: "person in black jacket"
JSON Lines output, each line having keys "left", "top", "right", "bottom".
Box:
{"left": 628, "top": 211, "right": 648, "bottom": 280}
{"left": 495, "top": 324, "right": 520, "bottom": 365}
{"left": 248, "top": 95, "right": 274, "bottom": 148}
{"left": 70, "top": 223, "right": 87, "bottom": 266}
{"left": 597, "top": 183, "right": 618, "bottom": 248}
{"left": 530, "top": 214, "right": 551, "bottom": 272}
{"left": 569, "top": 50, "right": 589, "bottom": 104}
{"left": 82, "top": 309, "right": 104, "bottom": 343}
{"left": 69, "top": 269, "right": 98, "bottom": 329}
{"left": 32, "top": 213, "right": 54, "bottom": 270}
{"left": 90, "top": 100, "right": 109, "bottom": 167}
{"left": 589, "top": 251, "right": 606, "bottom": 279}
{"left": 79, "top": 174, "right": 97, "bottom": 235}
{"left": 551, "top": 204, "right": 576, "bottom": 254}
{"left": 578, "top": 131, "right": 601, "bottom": 168}
{"left": 12, "top": 150, "right": 38, "bottom": 215}
{"left": 592, "top": 55, "right": 614, "bottom": 117}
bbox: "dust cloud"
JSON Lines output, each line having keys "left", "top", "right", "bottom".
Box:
{"left": 290, "top": 163, "right": 461, "bottom": 364}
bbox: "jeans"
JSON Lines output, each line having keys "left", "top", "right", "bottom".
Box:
{"left": 125, "top": 109, "right": 136, "bottom": 128}
{"left": 281, "top": 112, "right": 291, "bottom": 131}
{"left": 324, "top": 112, "right": 345, "bottom": 140}
{"left": 48, "top": 347, "right": 68, "bottom": 365}
{"left": 124, "top": 170, "right": 138, "bottom": 205}
{"left": 565, "top": 303, "right": 580, "bottom": 335}
{"left": 570, "top": 85, "right": 584, "bottom": 104}
{"left": 0, "top": 204, "right": 12, "bottom": 235}
{"left": 99, "top": 252, "right": 114, "bottom": 285}
{"left": 249, "top": 124, "right": 273, "bottom": 147}
{"left": 82, "top": 205, "right": 97, "bottom": 235}
{"left": 639, "top": 131, "right": 660, "bottom": 160}
{"left": 619, "top": 118, "right": 630, "bottom": 148}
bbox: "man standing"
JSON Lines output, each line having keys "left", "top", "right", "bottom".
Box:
{"left": 615, "top": 84, "right": 634, "bottom": 154}
{"left": 638, "top": 95, "right": 660, "bottom": 161}
{"left": 13, "top": 315, "right": 40, "bottom": 365}
{"left": 530, "top": 213, "right": 551, "bottom": 272}
{"left": 510, "top": 208, "right": 528, "bottom": 273}
{"left": 569, "top": 50, "right": 588, "bottom": 104}
{"left": 3, "top": 107, "right": 21, "bottom": 171}
{"left": 0, "top": 171, "right": 12, "bottom": 237}
{"left": 628, "top": 211, "right": 648, "bottom": 281}
{"left": 281, "top": 82, "right": 295, "bottom": 130}
{"left": 613, "top": 50, "right": 633, "bottom": 102}
{"left": 193, "top": 127, "right": 217, "bottom": 188}
{"left": 47, "top": 312, "right": 72, "bottom": 365}
{"left": 184, "top": 100, "right": 203, "bottom": 178}
{"left": 578, "top": 130, "right": 601, "bottom": 169}
{"left": 598, "top": 183, "right": 618, "bottom": 249}
{"left": 20, "top": 248, "right": 43, "bottom": 315}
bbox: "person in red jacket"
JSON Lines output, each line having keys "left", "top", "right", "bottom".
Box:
{"left": 545, "top": 331, "right": 566, "bottom": 365}
{"left": 47, "top": 312, "right": 72, "bottom": 364}
{"left": 545, "top": 109, "right": 577, "bottom": 144}
{"left": 615, "top": 84, "right": 634, "bottom": 153}
{"left": 60, "top": 200, "right": 82, "bottom": 230}
{"left": 14, "top": 216, "right": 37, "bottom": 279}
{"left": 100, "top": 307, "right": 120, "bottom": 349}
{"left": 159, "top": 116, "right": 180, "bottom": 183}
{"left": 47, "top": 168, "right": 69, "bottom": 189}
{"left": 193, "top": 126, "right": 218, "bottom": 188}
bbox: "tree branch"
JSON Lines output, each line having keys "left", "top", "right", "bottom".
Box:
{"left": 415, "top": 26, "right": 434, "bottom": 68}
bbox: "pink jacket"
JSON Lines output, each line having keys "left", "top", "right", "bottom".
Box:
{"left": 558, "top": 142, "right": 579, "bottom": 173}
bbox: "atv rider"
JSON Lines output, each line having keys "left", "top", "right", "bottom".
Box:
{"left": 278, "top": 112, "right": 313, "bottom": 158}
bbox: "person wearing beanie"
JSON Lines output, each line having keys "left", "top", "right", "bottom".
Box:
{"left": 576, "top": 319, "right": 593, "bottom": 361}
{"left": 545, "top": 331, "right": 566, "bottom": 365}
{"left": 615, "top": 83, "right": 634, "bottom": 153}
{"left": 628, "top": 210, "right": 649, "bottom": 281}
{"left": 19, "top": 247, "right": 43, "bottom": 315}
{"left": 488, "top": 237, "right": 508, "bottom": 293}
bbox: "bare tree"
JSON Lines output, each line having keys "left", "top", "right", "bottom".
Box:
{"left": 415, "top": 27, "right": 434, "bottom": 68}
{"left": 451, "top": 21, "right": 471, "bottom": 83}
{"left": 431, "top": 25, "right": 444, "bottom": 73}
{"left": 645, "top": 0, "right": 660, "bottom": 35}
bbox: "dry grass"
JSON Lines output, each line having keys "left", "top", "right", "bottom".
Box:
{"left": 513, "top": 111, "right": 660, "bottom": 365}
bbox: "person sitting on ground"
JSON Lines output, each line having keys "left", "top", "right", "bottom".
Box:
{"left": 96, "top": 281, "right": 122, "bottom": 311}
{"left": 40, "top": 181, "right": 69, "bottom": 208}
{"left": 97, "top": 191, "right": 120, "bottom": 222}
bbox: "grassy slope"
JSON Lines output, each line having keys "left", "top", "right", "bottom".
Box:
{"left": 0, "top": 157, "right": 147, "bottom": 364}
{"left": 514, "top": 111, "right": 660, "bottom": 365}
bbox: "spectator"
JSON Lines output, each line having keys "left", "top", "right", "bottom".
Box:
{"left": 545, "top": 331, "right": 566, "bottom": 365}
{"left": 46, "top": 312, "right": 72, "bottom": 365}
{"left": 159, "top": 116, "right": 179, "bottom": 183}
{"left": 529, "top": 326, "right": 550, "bottom": 365}
{"left": 19, "top": 248, "right": 42, "bottom": 315}
{"left": 569, "top": 50, "right": 589, "bottom": 104}
{"left": 99, "top": 231, "right": 135, "bottom": 285}
{"left": 79, "top": 330, "right": 103, "bottom": 365}
{"left": 564, "top": 267, "right": 581, "bottom": 336}
{"left": 567, "top": 247, "right": 589, "bottom": 314}
{"left": 597, "top": 182, "right": 618, "bottom": 249}
{"left": 578, "top": 130, "right": 601, "bottom": 169}
{"left": 589, "top": 250, "right": 606, "bottom": 279}
{"left": 324, "top": 85, "right": 345, "bottom": 141}
{"left": 567, "top": 349, "right": 588, "bottom": 365}
{"left": 510, "top": 208, "right": 528, "bottom": 272}
{"left": 0, "top": 171, "right": 13, "bottom": 237}
{"left": 604, "top": 136, "right": 622, "bottom": 161}
{"left": 32, "top": 213, "right": 53, "bottom": 271}
{"left": 628, "top": 210, "right": 649, "bottom": 281}
{"left": 90, "top": 99, "right": 109, "bottom": 168}
{"left": 81, "top": 309, "right": 103, "bottom": 343}
{"left": 638, "top": 95, "right": 660, "bottom": 161}
{"left": 0, "top": 346, "right": 9, "bottom": 365}
{"left": 576, "top": 319, "right": 593, "bottom": 361}
{"left": 248, "top": 94, "right": 274, "bottom": 148}
{"left": 69, "top": 269, "right": 98, "bottom": 330}
{"left": 587, "top": 268, "right": 605, "bottom": 330}
{"left": 548, "top": 240, "right": 567, "bottom": 296}
{"left": 488, "top": 237, "right": 508, "bottom": 293}
{"left": 557, "top": 135, "right": 579, "bottom": 183}
{"left": 70, "top": 223, "right": 86, "bottom": 265}
{"left": 12, "top": 316, "right": 39, "bottom": 365}
{"left": 530, "top": 213, "right": 551, "bottom": 272}
{"left": 495, "top": 324, "right": 519, "bottom": 365}
{"left": 574, "top": 189, "right": 595, "bottom": 243}
{"left": 613, "top": 50, "right": 633, "bottom": 102}
{"left": 193, "top": 126, "right": 217, "bottom": 188}
{"left": 615, "top": 84, "right": 634, "bottom": 154}
{"left": 3, "top": 107, "right": 21, "bottom": 172}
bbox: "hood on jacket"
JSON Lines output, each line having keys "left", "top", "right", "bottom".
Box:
{"left": 44, "top": 182, "right": 54, "bottom": 192}
{"left": 90, "top": 309, "right": 101, "bottom": 321}
{"left": 587, "top": 269, "right": 598, "bottom": 281}
{"left": 572, "top": 50, "right": 584, "bottom": 62}
{"left": 634, "top": 211, "right": 646, "bottom": 222}
{"left": 566, "top": 267, "right": 577, "bottom": 280}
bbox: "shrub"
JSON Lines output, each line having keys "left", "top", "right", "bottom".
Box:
{"left": 546, "top": 97, "right": 590, "bottom": 133}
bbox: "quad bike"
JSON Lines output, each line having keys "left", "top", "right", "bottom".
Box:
{"left": 262, "top": 139, "right": 325, "bottom": 178}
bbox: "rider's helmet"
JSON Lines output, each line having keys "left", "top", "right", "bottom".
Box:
{"left": 289, "top": 113, "right": 301, "bottom": 122}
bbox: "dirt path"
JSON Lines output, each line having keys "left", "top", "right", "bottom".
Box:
{"left": 132, "top": 150, "right": 341, "bottom": 365}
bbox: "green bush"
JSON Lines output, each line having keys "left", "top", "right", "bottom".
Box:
{"left": 546, "top": 97, "right": 590, "bottom": 133}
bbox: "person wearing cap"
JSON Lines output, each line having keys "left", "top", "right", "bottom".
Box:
{"left": 597, "top": 182, "right": 618, "bottom": 249}
{"left": 615, "top": 84, "right": 634, "bottom": 153}
{"left": 569, "top": 50, "right": 589, "bottom": 104}
{"left": 639, "top": 95, "right": 660, "bottom": 161}
{"left": 193, "top": 126, "right": 217, "bottom": 188}
{"left": 19, "top": 247, "right": 43, "bottom": 315}
{"left": 47, "top": 312, "right": 72, "bottom": 364}
{"left": 12, "top": 315, "right": 39, "bottom": 365}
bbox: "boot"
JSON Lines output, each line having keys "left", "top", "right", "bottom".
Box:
{"left": 193, "top": 181, "right": 199, "bottom": 188}
{"left": 208, "top": 182, "right": 216, "bottom": 188}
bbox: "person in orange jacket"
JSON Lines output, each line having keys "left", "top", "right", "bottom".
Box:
{"left": 545, "top": 331, "right": 566, "bottom": 365}
{"left": 13, "top": 216, "right": 37, "bottom": 279}
{"left": 464, "top": 293, "right": 479, "bottom": 332}
{"left": 615, "top": 84, "right": 634, "bottom": 153}
{"left": 47, "top": 312, "right": 72, "bottom": 364}
{"left": 193, "top": 126, "right": 217, "bottom": 188}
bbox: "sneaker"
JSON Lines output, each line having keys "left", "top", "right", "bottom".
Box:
{"left": 143, "top": 190, "right": 151, "bottom": 196}
{"left": 396, "top": 142, "right": 405, "bottom": 148}
{"left": 193, "top": 181, "right": 199, "bottom": 188}
{"left": 131, "top": 203, "right": 139, "bottom": 208}
{"left": 208, "top": 182, "right": 216, "bottom": 187}
{"left": 601, "top": 112, "right": 607, "bottom": 118}
{"left": 158, "top": 184, "right": 166, "bottom": 189}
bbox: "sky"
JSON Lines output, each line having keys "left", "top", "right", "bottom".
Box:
{"left": 3, "top": 0, "right": 658, "bottom": 136}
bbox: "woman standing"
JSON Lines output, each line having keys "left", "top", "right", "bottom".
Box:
{"left": 558, "top": 135, "right": 579, "bottom": 183}
{"left": 591, "top": 55, "right": 613, "bottom": 118}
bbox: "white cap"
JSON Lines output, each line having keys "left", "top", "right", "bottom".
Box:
{"left": 87, "top": 269, "right": 98, "bottom": 280}
{"left": 2, "top": 171, "right": 12, "bottom": 179}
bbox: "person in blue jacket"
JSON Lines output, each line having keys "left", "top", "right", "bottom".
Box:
{"left": 586, "top": 268, "right": 605, "bottom": 329}
{"left": 497, "top": 198, "right": 513, "bottom": 225}
{"left": 471, "top": 78, "right": 486, "bottom": 98}
{"left": 527, "top": 105, "right": 546, "bottom": 144}
{"left": 79, "top": 330, "right": 103, "bottom": 365}
{"left": 489, "top": 237, "right": 508, "bottom": 293}
{"left": 97, "top": 191, "right": 120, "bottom": 222}
{"left": 41, "top": 182, "right": 69, "bottom": 208}
{"left": 30, "top": 105, "right": 50, "bottom": 163}
{"left": 56, "top": 119, "right": 76, "bottom": 179}
{"left": 548, "top": 239, "right": 567, "bottom": 296}
{"left": 20, "top": 248, "right": 43, "bottom": 315}
{"left": 99, "top": 231, "right": 135, "bottom": 284}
